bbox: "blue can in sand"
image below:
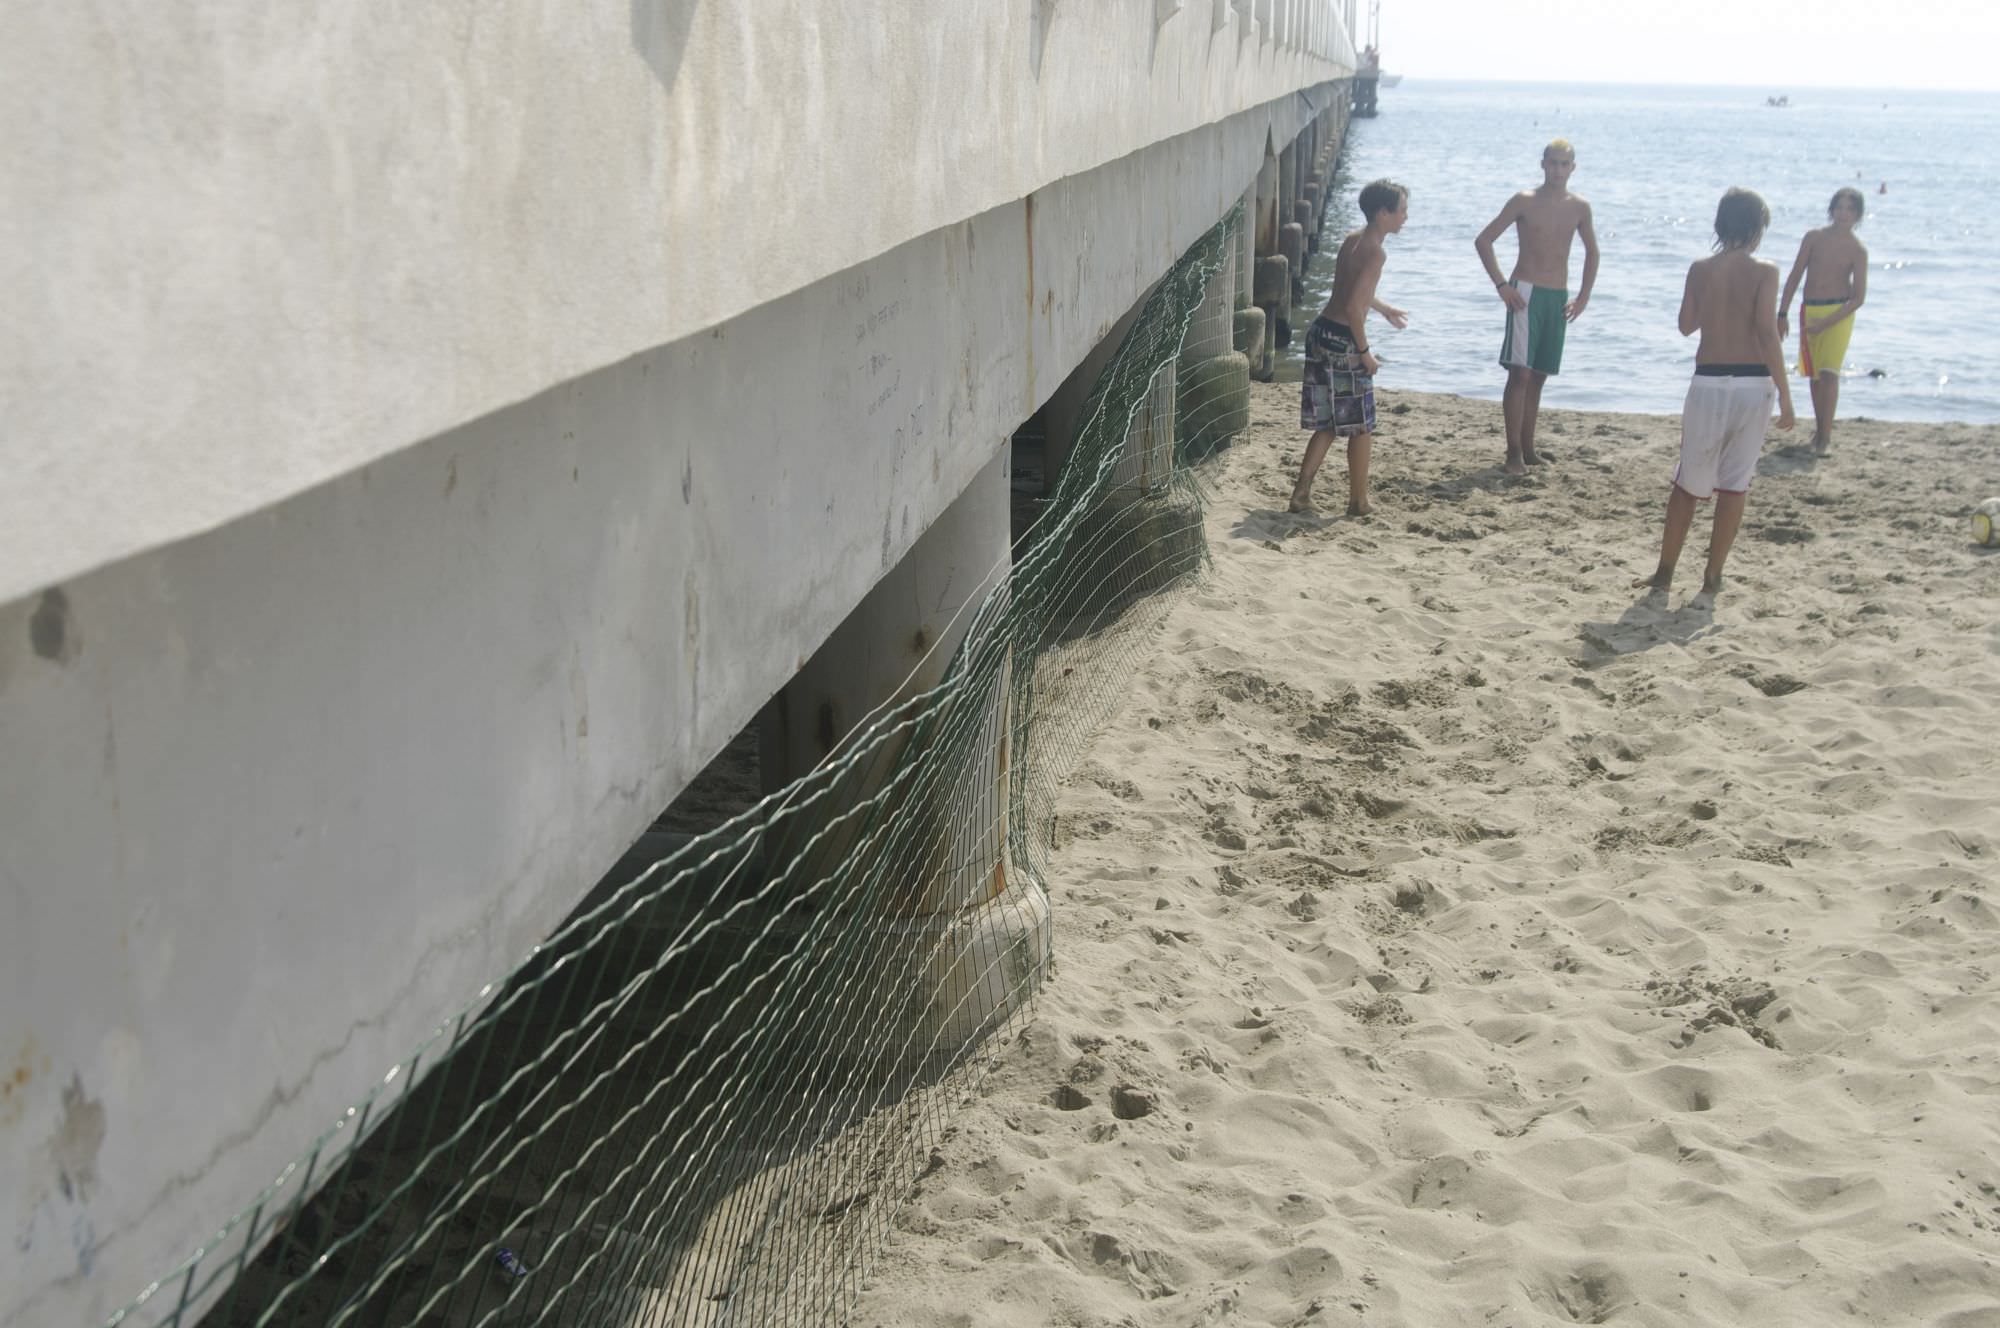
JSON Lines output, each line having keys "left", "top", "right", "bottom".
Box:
{"left": 495, "top": 1248, "right": 530, "bottom": 1279}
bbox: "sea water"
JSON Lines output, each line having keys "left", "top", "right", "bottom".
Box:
{"left": 1303, "top": 80, "right": 2000, "bottom": 424}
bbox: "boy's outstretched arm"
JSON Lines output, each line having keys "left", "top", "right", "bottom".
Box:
{"left": 1777, "top": 232, "right": 1812, "bottom": 337}
{"left": 1474, "top": 197, "right": 1528, "bottom": 311}
{"left": 1677, "top": 264, "right": 1700, "bottom": 338}
{"left": 1758, "top": 266, "right": 1796, "bottom": 430}
{"left": 1369, "top": 296, "right": 1408, "bottom": 328}
{"left": 1567, "top": 204, "right": 1599, "bottom": 321}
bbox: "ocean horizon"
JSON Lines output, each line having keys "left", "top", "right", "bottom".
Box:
{"left": 1301, "top": 79, "right": 2000, "bottom": 425}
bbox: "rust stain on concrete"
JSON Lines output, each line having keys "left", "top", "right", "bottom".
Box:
{"left": 1, "top": 1035, "right": 45, "bottom": 1128}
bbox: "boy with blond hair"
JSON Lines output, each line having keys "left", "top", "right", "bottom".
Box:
{"left": 1474, "top": 139, "right": 1600, "bottom": 475}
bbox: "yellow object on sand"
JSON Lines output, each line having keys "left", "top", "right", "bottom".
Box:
{"left": 1798, "top": 300, "right": 1854, "bottom": 378}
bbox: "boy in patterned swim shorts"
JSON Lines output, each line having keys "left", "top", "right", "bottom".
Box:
{"left": 1290, "top": 179, "right": 1409, "bottom": 517}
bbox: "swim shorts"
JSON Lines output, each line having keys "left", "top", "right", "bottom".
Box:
{"left": 1798, "top": 299, "right": 1854, "bottom": 378}
{"left": 1673, "top": 367, "right": 1776, "bottom": 499}
{"left": 1499, "top": 280, "right": 1567, "bottom": 376}
{"left": 1300, "top": 316, "right": 1375, "bottom": 437}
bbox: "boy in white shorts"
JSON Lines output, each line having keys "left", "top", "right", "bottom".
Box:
{"left": 1633, "top": 187, "right": 1795, "bottom": 605}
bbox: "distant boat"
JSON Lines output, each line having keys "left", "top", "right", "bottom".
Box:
{"left": 1379, "top": 72, "right": 1403, "bottom": 88}
{"left": 1765, "top": 94, "right": 1789, "bottom": 107}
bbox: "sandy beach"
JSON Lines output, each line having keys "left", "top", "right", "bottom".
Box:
{"left": 848, "top": 385, "right": 2000, "bottom": 1327}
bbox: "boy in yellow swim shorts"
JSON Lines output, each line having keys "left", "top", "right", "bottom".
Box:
{"left": 1778, "top": 187, "right": 1869, "bottom": 455}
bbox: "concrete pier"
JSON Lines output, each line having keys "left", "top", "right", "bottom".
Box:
{"left": 0, "top": 5, "right": 1358, "bottom": 1323}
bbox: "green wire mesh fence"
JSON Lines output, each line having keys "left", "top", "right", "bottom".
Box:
{"left": 110, "top": 201, "right": 1266, "bottom": 1328}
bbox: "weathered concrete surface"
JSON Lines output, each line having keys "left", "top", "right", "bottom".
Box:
{"left": 1178, "top": 352, "right": 1254, "bottom": 446}
{"left": 0, "top": 74, "right": 1354, "bottom": 1328}
{"left": 0, "top": 2, "right": 1355, "bottom": 606}
{"left": 1234, "top": 305, "right": 1268, "bottom": 362}
{"left": 1254, "top": 252, "right": 1294, "bottom": 352}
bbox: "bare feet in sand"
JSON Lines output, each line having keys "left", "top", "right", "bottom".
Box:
{"left": 1504, "top": 457, "right": 1528, "bottom": 478}
{"left": 1811, "top": 433, "right": 1831, "bottom": 457}
{"left": 1288, "top": 498, "right": 1317, "bottom": 516}
{"left": 1347, "top": 500, "right": 1372, "bottom": 518}
{"left": 1631, "top": 567, "right": 1673, "bottom": 603}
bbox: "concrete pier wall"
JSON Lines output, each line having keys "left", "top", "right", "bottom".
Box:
{"left": 0, "top": 6, "right": 1356, "bottom": 1325}
{"left": 0, "top": 1, "right": 1354, "bottom": 607}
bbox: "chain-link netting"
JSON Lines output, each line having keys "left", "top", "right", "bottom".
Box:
{"left": 108, "top": 202, "right": 1259, "bottom": 1328}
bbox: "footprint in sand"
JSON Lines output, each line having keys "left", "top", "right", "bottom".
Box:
{"left": 1267, "top": 1191, "right": 1327, "bottom": 1226}
{"left": 1391, "top": 881, "right": 1449, "bottom": 916}
{"left": 1203, "top": 817, "right": 1248, "bottom": 850}
{"left": 1740, "top": 669, "right": 1809, "bottom": 697}
{"left": 1354, "top": 791, "right": 1408, "bottom": 819}
{"left": 1260, "top": 1245, "right": 1344, "bottom": 1301}
{"left": 1532, "top": 1264, "right": 1633, "bottom": 1325}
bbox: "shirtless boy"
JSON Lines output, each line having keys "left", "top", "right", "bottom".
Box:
{"left": 1289, "top": 179, "right": 1409, "bottom": 517}
{"left": 1474, "top": 139, "right": 1600, "bottom": 475}
{"left": 1778, "top": 187, "right": 1868, "bottom": 455}
{"left": 1633, "top": 188, "right": 1795, "bottom": 605}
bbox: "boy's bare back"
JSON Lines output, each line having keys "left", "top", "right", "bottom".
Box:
{"left": 1800, "top": 225, "right": 1867, "bottom": 301}
{"left": 1685, "top": 250, "right": 1781, "bottom": 364}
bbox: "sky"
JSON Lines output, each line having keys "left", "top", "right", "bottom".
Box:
{"left": 1379, "top": 0, "right": 2000, "bottom": 93}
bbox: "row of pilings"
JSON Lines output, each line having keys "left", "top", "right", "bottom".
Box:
{"left": 1246, "top": 86, "right": 1353, "bottom": 383}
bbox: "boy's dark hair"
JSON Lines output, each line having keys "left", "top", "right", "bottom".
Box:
{"left": 1358, "top": 179, "right": 1407, "bottom": 221}
{"left": 1713, "top": 187, "right": 1769, "bottom": 251}
{"left": 1829, "top": 186, "right": 1866, "bottom": 221}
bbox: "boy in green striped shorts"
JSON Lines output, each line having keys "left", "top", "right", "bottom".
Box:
{"left": 1474, "top": 139, "right": 1600, "bottom": 476}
